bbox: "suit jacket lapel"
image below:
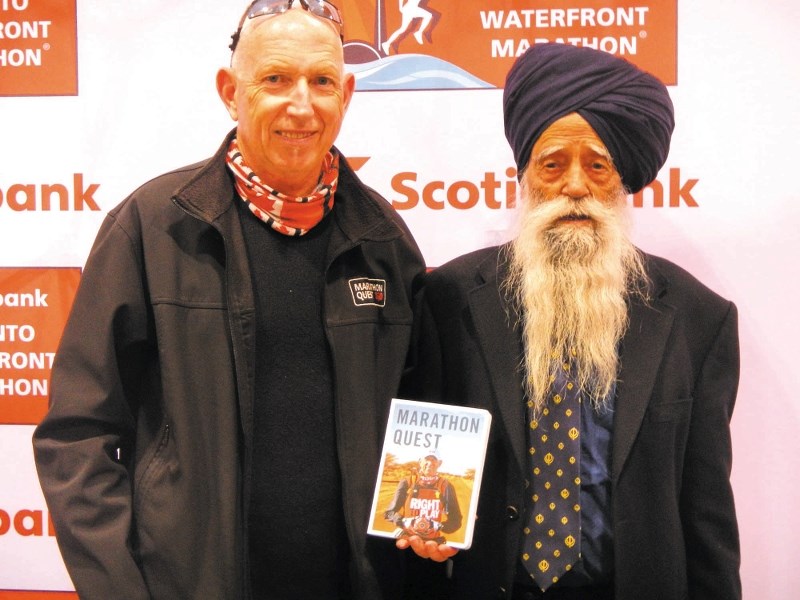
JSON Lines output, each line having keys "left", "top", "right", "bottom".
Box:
{"left": 468, "top": 249, "right": 527, "bottom": 477}
{"left": 612, "top": 260, "right": 675, "bottom": 485}
{"left": 464, "top": 249, "right": 675, "bottom": 485}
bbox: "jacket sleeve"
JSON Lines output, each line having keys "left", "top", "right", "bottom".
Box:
{"left": 383, "top": 477, "right": 411, "bottom": 524}
{"left": 32, "top": 212, "right": 152, "bottom": 600}
{"left": 400, "top": 284, "right": 445, "bottom": 402}
{"left": 681, "top": 301, "right": 742, "bottom": 599}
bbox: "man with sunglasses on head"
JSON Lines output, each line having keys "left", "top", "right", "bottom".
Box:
{"left": 32, "top": 2, "right": 425, "bottom": 599}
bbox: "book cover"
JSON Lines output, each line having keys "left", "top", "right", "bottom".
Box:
{"left": 367, "top": 398, "right": 492, "bottom": 549}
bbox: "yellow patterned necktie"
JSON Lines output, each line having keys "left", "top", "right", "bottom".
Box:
{"left": 521, "top": 357, "right": 581, "bottom": 591}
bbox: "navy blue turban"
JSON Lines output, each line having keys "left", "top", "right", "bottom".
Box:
{"left": 503, "top": 43, "right": 675, "bottom": 194}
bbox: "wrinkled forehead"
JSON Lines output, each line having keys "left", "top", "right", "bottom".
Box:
{"left": 532, "top": 113, "right": 612, "bottom": 160}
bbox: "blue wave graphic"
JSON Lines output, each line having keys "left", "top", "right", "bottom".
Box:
{"left": 348, "top": 54, "right": 493, "bottom": 91}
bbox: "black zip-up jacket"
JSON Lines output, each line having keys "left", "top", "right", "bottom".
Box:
{"left": 33, "top": 131, "right": 426, "bottom": 599}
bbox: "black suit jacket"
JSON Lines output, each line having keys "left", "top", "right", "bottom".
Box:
{"left": 403, "top": 245, "right": 741, "bottom": 600}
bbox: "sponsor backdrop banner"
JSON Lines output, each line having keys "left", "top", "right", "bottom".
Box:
{"left": 0, "top": 0, "right": 797, "bottom": 596}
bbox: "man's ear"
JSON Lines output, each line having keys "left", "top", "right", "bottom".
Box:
{"left": 216, "top": 67, "right": 238, "bottom": 121}
{"left": 341, "top": 71, "right": 356, "bottom": 113}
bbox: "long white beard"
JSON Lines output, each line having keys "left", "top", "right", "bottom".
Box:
{"left": 503, "top": 185, "right": 649, "bottom": 414}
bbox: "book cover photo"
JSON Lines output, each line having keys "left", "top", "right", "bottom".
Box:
{"left": 367, "top": 398, "right": 492, "bottom": 549}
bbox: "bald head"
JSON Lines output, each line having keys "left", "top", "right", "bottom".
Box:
{"left": 232, "top": 5, "right": 344, "bottom": 71}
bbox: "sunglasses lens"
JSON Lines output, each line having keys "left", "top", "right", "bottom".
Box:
{"left": 248, "top": 0, "right": 342, "bottom": 28}
{"left": 231, "top": 0, "right": 344, "bottom": 51}
{"left": 306, "top": 1, "right": 343, "bottom": 27}
{"left": 248, "top": 0, "right": 288, "bottom": 19}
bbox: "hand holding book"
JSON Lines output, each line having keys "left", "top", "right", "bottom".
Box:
{"left": 395, "top": 534, "right": 460, "bottom": 563}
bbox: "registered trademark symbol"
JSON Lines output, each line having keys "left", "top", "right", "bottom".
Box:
{"left": 639, "top": 30, "right": 647, "bottom": 39}
{"left": 43, "top": 43, "right": 51, "bottom": 51}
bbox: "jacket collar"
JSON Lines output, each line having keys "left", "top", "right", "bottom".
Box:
{"left": 333, "top": 154, "right": 407, "bottom": 244}
{"left": 466, "top": 247, "right": 676, "bottom": 484}
{"left": 611, "top": 254, "right": 674, "bottom": 484}
{"left": 468, "top": 246, "right": 529, "bottom": 477}
{"left": 172, "top": 129, "right": 239, "bottom": 224}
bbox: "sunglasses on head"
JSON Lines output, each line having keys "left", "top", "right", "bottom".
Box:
{"left": 229, "top": 0, "right": 344, "bottom": 52}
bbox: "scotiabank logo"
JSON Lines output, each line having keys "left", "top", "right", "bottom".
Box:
{"left": 0, "top": 0, "right": 78, "bottom": 96}
{"left": 0, "top": 173, "right": 101, "bottom": 211}
{"left": 0, "top": 507, "right": 56, "bottom": 537}
{"left": 383, "top": 167, "right": 698, "bottom": 210}
{"left": 340, "top": 0, "right": 677, "bottom": 90}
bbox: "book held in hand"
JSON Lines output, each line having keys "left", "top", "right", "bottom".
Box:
{"left": 367, "top": 398, "right": 492, "bottom": 549}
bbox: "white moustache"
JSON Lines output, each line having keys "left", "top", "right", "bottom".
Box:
{"left": 528, "top": 195, "right": 620, "bottom": 229}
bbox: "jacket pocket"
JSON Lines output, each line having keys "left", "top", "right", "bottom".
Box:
{"left": 646, "top": 398, "right": 692, "bottom": 423}
{"left": 133, "top": 422, "right": 171, "bottom": 512}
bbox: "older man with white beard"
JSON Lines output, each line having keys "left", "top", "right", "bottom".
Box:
{"left": 400, "top": 43, "right": 740, "bottom": 600}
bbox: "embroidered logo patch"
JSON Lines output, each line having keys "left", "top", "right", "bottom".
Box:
{"left": 349, "top": 278, "right": 386, "bottom": 307}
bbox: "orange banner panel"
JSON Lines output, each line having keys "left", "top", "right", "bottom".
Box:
{"left": 0, "top": 0, "right": 78, "bottom": 96}
{"left": 0, "top": 267, "right": 80, "bottom": 424}
{"left": 341, "top": 0, "right": 677, "bottom": 89}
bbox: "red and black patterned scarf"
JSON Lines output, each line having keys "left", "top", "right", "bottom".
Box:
{"left": 226, "top": 138, "right": 338, "bottom": 236}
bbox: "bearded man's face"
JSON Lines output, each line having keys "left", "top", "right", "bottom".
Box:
{"left": 523, "top": 112, "right": 623, "bottom": 226}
